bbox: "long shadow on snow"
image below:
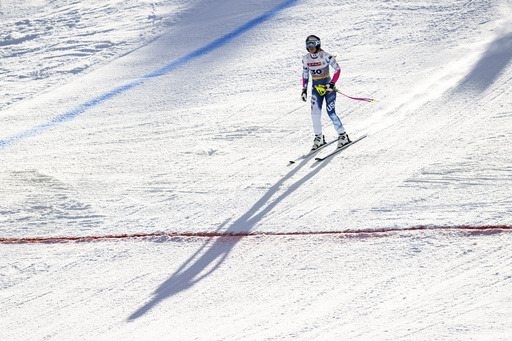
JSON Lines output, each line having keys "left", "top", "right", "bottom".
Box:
{"left": 128, "top": 155, "right": 332, "bottom": 321}
{"left": 456, "top": 31, "right": 512, "bottom": 93}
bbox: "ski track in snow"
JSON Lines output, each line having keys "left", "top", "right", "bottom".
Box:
{"left": 1, "top": 0, "right": 512, "bottom": 339}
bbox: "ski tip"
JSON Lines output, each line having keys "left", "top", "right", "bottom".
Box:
{"left": 314, "top": 157, "right": 323, "bottom": 161}
{"left": 288, "top": 161, "right": 295, "bottom": 164}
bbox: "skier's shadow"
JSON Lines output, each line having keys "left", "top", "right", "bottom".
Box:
{"left": 128, "top": 154, "right": 332, "bottom": 321}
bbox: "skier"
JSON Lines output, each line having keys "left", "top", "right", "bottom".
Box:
{"left": 301, "top": 35, "right": 350, "bottom": 150}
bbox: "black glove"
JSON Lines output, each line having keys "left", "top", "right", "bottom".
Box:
{"left": 301, "top": 88, "right": 307, "bottom": 101}
{"left": 325, "top": 81, "right": 336, "bottom": 92}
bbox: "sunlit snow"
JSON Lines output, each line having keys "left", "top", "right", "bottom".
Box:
{"left": 1, "top": 0, "right": 512, "bottom": 339}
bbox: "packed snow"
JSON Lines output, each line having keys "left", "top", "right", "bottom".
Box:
{"left": 1, "top": 0, "right": 512, "bottom": 339}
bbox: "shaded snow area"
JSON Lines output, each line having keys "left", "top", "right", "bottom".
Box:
{"left": 0, "top": 0, "right": 189, "bottom": 110}
{"left": 1, "top": 0, "right": 512, "bottom": 340}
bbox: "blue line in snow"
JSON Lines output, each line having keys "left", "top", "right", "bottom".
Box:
{"left": 0, "top": 0, "right": 300, "bottom": 151}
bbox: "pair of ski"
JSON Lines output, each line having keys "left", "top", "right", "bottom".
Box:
{"left": 289, "top": 134, "right": 367, "bottom": 164}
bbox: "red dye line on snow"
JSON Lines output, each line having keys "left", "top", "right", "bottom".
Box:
{"left": 1, "top": 226, "right": 511, "bottom": 244}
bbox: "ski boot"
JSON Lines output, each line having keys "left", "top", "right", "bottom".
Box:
{"left": 311, "top": 134, "right": 326, "bottom": 150}
{"left": 337, "top": 132, "right": 351, "bottom": 148}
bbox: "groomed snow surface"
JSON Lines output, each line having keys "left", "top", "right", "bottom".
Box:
{"left": 1, "top": 0, "right": 512, "bottom": 339}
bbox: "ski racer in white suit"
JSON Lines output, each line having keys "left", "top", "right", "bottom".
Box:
{"left": 302, "top": 35, "right": 350, "bottom": 150}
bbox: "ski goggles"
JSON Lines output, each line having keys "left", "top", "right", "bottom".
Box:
{"left": 306, "top": 40, "right": 320, "bottom": 48}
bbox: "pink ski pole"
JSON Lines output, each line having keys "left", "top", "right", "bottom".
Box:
{"left": 335, "top": 89, "right": 374, "bottom": 102}
{"left": 315, "top": 84, "right": 374, "bottom": 102}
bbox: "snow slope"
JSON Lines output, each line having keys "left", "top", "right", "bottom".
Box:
{"left": 1, "top": 0, "right": 512, "bottom": 339}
